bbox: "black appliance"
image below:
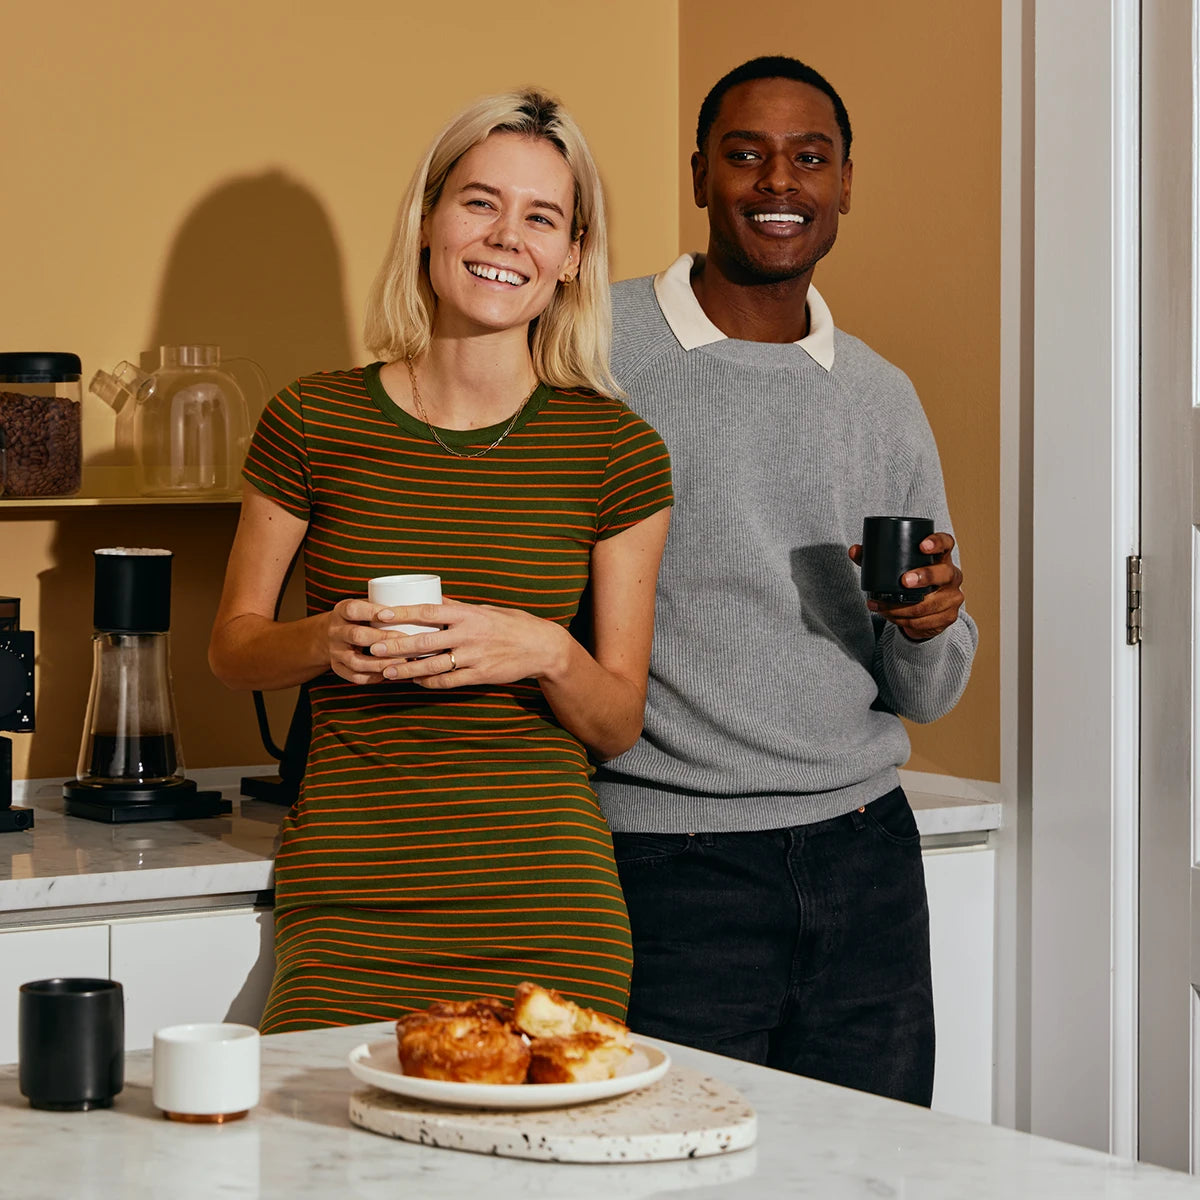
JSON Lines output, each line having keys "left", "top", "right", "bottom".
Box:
{"left": 62, "top": 548, "right": 230, "bottom": 823}
{"left": 0, "top": 596, "right": 35, "bottom": 832}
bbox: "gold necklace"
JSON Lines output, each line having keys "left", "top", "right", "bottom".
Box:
{"left": 404, "top": 358, "right": 536, "bottom": 460}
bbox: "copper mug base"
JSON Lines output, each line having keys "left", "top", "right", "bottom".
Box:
{"left": 163, "top": 1108, "right": 249, "bottom": 1124}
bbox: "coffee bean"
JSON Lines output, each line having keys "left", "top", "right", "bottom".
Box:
{"left": 0, "top": 390, "right": 82, "bottom": 497}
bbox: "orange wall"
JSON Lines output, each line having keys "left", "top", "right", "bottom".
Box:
{"left": 1, "top": 0, "right": 680, "bottom": 780}
{"left": 678, "top": 1, "right": 1002, "bottom": 781}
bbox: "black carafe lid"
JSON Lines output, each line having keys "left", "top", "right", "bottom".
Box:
{"left": 92, "top": 548, "right": 172, "bottom": 633}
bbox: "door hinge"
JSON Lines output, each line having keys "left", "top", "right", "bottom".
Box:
{"left": 1126, "top": 554, "right": 1142, "bottom": 645}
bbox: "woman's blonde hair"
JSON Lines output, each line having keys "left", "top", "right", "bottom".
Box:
{"left": 363, "top": 88, "right": 619, "bottom": 398}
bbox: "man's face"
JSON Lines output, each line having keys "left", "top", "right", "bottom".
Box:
{"left": 692, "top": 77, "right": 853, "bottom": 285}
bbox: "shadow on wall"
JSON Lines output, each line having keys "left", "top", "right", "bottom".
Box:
{"left": 143, "top": 169, "right": 356, "bottom": 401}
{"left": 28, "top": 172, "right": 348, "bottom": 781}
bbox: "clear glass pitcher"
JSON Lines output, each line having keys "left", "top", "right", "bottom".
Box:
{"left": 133, "top": 345, "right": 254, "bottom": 497}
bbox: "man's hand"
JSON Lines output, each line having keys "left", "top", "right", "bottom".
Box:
{"left": 848, "top": 531, "right": 965, "bottom": 641}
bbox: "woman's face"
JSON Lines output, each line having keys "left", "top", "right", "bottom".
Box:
{"left": 422, "top": 132, "right": 581, "bottom": 339}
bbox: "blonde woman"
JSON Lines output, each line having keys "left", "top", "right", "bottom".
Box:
{"left": 210, "top": 90, "right": 672, "bottom": 1032}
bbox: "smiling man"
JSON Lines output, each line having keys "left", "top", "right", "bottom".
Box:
{"left": 594, "top": 56, "right": 978, "bottom": 1106}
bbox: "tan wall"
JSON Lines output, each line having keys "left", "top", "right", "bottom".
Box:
{"left": 679, "top": 1, "right": 1002, "bottom": 781}
{"left": 2, "top": 0, "right": 680, "bottom": 780}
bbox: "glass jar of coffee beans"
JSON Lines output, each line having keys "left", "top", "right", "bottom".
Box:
{"left": 0, "top": 352, "right": 83, "bottom": 498}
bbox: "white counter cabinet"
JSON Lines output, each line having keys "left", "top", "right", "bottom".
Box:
{"left": 0, "top": 907, "right": 274, "bottom": 1062}
{"left": 0, "top": 923, "right": 111, "bottom": 1062}
{"left": 109, "top": 906, "right": 274, "bottom": 1049}
{"left": 925, "top": 844, "right": 996, "bottom": 1122}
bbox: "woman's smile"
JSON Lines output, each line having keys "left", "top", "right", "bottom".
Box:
{"left": 464, "top": 262, "right": 530, "bottom": 286}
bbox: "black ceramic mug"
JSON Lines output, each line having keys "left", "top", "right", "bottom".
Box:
{"left": 859, "top": 516, "right": 937, "bottom": 604}
{"left": 19, "top": 978, "right": 125, "bottom": 1110}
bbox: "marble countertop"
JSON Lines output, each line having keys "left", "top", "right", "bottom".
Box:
{"left": 0, "top": 770, "right": 1001, "bottom": 918}
{"left": 2, "top": 1021, "right": 1195, "bottom": 1199}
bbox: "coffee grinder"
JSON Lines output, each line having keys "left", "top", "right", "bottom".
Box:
{"left": 0, "top": 596, "right": 35, "bottom": 832}
{"left": 62, "top": 548, "right": 229, "bottom": 823}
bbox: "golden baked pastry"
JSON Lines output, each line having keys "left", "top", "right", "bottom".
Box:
{"left": 527, "top": 1031, "right": 634, "bottom": 1084}
{"left": 396, "top": 1011, "right": 530, "bottom": 1084}
{"left": 426, "top": 996, "right": 515, "bottom": 1025}
{"left": 513, "top": 981, "right": 631, "bottom": 1046}
{"left": 394, "top": 983, "right": 632, "bottom": 1085}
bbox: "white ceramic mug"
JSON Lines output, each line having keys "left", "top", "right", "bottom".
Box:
{"left": 367, "top": 573, "right": 442, "bottom": 635}
{"left": 152, "top": 1023, "right": 260, "bottom": 1123}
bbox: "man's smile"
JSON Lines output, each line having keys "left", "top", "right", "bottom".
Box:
{"left": 746, "top": 209, "right": 812, "bottom": 237}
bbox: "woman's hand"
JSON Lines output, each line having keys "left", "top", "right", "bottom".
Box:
{"left": 325, "top": 597, "right": 414, "bottom": 685}
{"left": 362, "top": 600, "right": 569, "bottom": 689}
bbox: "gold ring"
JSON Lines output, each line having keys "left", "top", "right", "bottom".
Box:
{"left": 447, "top": 650, "right": 457, "bottom": 672}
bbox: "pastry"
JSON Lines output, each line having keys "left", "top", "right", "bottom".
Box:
{"left": 513, "top": 981, "right": 631, "bottom": 1045}
{"left": 394, "top": 982, "right": 632, "bottom": 1085}
{"left": 396, "top": 1010, "right": 529, "bottom": 1084}
{"left": 527, "top": 1031, "right": 634, "bottom": 1084}
{"left": 426, "top": 996, "right": 515, "bottom": 1024}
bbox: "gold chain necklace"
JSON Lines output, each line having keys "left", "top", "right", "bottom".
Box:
{"left": 404, "top": 358, "right": 536, "bottom": 460}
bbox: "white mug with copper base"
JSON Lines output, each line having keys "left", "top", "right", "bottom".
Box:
{"left": 152, "top": 1023, "right": 260, "bottom": 1123}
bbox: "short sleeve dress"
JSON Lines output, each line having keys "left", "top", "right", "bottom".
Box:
{"left": 243, "top": 364, "right": 672, "bottom": 1032}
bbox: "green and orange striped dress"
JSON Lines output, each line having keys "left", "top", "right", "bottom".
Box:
{"left": 243, "top": 364, "right": 672, "bottom": 1033}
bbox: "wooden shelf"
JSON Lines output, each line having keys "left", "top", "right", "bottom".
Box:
{"left": 1, "top": 466, "right": 240, "bottom": 508}
{"left": 1, "top": 494, "right": 238, "bottom": 509}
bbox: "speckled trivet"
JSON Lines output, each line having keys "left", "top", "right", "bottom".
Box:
{"left": 348, "top": 1066, "right": 756, "bottom": 1163}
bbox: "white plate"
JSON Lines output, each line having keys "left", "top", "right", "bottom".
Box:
{"left": 347, "top": 1036, "right": 670, "bottom": 1110}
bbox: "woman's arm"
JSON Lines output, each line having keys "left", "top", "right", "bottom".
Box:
{"left": 208, "top": 484, "right": 324, "bottom": 690}
{"left": 372, "top": 507, "right": 671, "bottom": 760}
{"left": 539, "top": 506, "right": 671, "bottom": 758}
{"left": 209, "top": 483, "right": 414, "bottom": 691}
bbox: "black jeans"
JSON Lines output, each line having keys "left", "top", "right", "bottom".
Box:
{"left": 612, "top": 786, "right": 934, "bottom": 1106}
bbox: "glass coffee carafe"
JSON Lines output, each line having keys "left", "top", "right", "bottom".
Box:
{"left": 62, "top": 548, "right": 228, "bottom": 823}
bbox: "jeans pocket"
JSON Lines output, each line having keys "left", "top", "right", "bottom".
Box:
{"left": 611, "top": 831, "right": 693, "bottom": 867}
{"left": 861, "top": 788, "right": 921, "bottom": 846}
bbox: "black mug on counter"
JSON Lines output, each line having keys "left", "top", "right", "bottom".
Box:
{"left": 19, "top": 978, "right": 125, "bottom": 1110}
{"left": 859, "top": 516, "right": 936, "bottom": 604}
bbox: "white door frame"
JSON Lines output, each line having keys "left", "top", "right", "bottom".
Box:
{"left": 1137, "top": 0, "right": 1195, "bottom": 1172}
{"left": 1027, "top": 0, "right": 1141, "bottom": 1158}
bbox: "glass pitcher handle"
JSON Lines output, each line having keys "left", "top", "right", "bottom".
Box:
{"left": 223, "top": 356, "right": 271, "bottom": 415}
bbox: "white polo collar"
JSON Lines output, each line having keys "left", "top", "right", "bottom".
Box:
{"left": 651, "top": 252, "right": 836, "bottom": 371}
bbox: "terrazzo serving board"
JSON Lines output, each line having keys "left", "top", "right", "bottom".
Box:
{"left": 348, "top": 1066, "right": 757, "bottom": 1163}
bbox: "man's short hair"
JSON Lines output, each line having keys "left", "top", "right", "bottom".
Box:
{"left": 696, "top": 55, "right": 853, "bottom": 161}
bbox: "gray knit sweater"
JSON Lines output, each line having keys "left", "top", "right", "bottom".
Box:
{"left": 593, "top": 273, "right": 978, "bottom": 833}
